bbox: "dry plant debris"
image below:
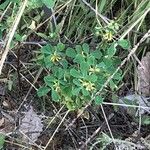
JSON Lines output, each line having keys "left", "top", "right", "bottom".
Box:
{"left": 0, "top": 84, "right": 5, "bottom": 96}
{"left": 119, "top": 52, "right": 150, "bottom": 115}
{"left": 137, "top": 52, "right": 150, "bottom": 97}
{"left": 119, "top": 94, "right": 150, "bottom": 115}
{"left": 0, "top": 117, "right": 15, "bottom": 135}
{"left": 19, "top": 106, "right": 43, "bottom": 144}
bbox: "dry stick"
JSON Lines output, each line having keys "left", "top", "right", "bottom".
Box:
{"left": 16, "top": 67, "right": 43, "bottom": 112}
{"left": 95, "top": 0, "right": 101, "bottom": 28}
{"left": 66, "top": 29, "right": 150, "bottom": 130}
{"left": 44, "top": 105, "right": 64, "bottom": 131}
{"left": 79, "top": 113, "right": 114, "bottom": 150}
{"left": 10, "top": 50, "right": 35, "bottom": 79}
{"left": 80, "top": 117, "right": 88, "bottom": 150}
{"left": 5, "top": 140, "right": 30, "bottom": 150}
{"left": 81, "top": 0, "right": 110, "bottom": 24}
{"left": 120, "top": 8, "right": 150, "bottom": 40}
{"left": 36, "top": 0, "right": 72, "bottom": 30}
{"left": 100, "top": 106, "right": 117, "bottom": 149}
{"left": 0, "top": 40, "right": 38, "bottom": 79}
{"left": 103, "top": 102, "right": 150, "bottom": 110}
{"left": 10, "top": 64, "right": 37, "bottom": 90}
{"left": 44, "top": 110, "right": 70, "bottom": 150}
{"left": 0, "top": 0, "right": 28, "bottom": 75}
{"left": 19, "top": 130, "right": 43, "bottom": 150}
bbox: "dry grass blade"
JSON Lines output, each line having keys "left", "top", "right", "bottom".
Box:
{"left": 0, "top": 2, "right": 12, "bottom": 22}
{"left": 79, "top": 113, "right": 114, "bottom": 149}
{"left": 103, "top": 102, "right": 150, "bottom": 110}
{"left": 16, "top": 67, "right": 43, "bottom": 112}
{"left": 44, "top": 110, "right": 70, "bottom": 150}
{"left": 81, "top": 0, "right": 110, "bottom": 24}
{"left": 0, "top": 0, "right": 28, "bottom": 75}
{"left": 120, "top": 7, "right": 150, "bottom": 39}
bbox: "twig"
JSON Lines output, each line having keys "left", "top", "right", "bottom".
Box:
{"left": 5, "top": 140, "right": 30, "bottom": 150}
{"left": 44, "top": 105, "right": 64, "bottom": 131}
{"left": 19, "top": 130, "right": 43, "bottom": 150}
{"left": 79, "top": 113, "right": 114, "bottom": 150}
{"left": 9, "top": 64, "right": 37, "bottom": 90}
{"left": 120, "top": 7, "right": 150, "bottom": 39}
{"left": 0, "top": 0, "right": 28, "bottom": 75}
{"left": 16, "top": 67, "right": 43, "bottom": 112}
{"left": 81, "top": 0, "right": 110, "bottom": 24}
{"left": 101, "top": 106, "right": 117, "bottom": 149}
{"left": 44, "top": 110, "right": 70, "bottom": 150}
{"left": 102, "top": 102, "right": 150, "bottom": 110}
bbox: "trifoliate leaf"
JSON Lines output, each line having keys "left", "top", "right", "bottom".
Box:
{"left": 75, "top": 45, "right": 82, "bottom": 53}
{"left": 73, "top": 79, "right": 81, "bottom": 86}
{"left": 86, "top": 74, "right": 98, "bottom": 82}
{"left": 87, "top": 56, "right": 95, "bottom": 65}
{"left": 62, "top": 86, "right": 72, "bottom": 97}
{"left": 44, "top": 56, "right": 53, "bottom": 68}
{"left": 82, "top": 88, "right": 89, "bottom": 96}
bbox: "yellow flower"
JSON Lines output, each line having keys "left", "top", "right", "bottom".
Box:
{"left": 81, "top": 80, "right": 96, "bottom": 91}
{"left": 53, "top": 82, "right": 60, "bottom": 92}
{"left": 103, "top": 31, "right": 113, "bottom": 41}
{"left": 50, "top": 53, "right": 61, "bottom": 63}
{"left": 81, "top": 51, "right": 86, "bottom": 57}
{"left": 89, "top": 67, "right": 100, "bottom": 74}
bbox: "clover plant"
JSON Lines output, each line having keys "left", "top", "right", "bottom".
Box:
{"left": 37, "top": 38, "right": 130, "bottom": 111}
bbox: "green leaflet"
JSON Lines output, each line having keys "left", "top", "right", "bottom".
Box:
{"left": 42, "top": 0, "right": 56, "bottom": 9}
{"left": 37, "top": 87, "right": 50, "bottom": 97}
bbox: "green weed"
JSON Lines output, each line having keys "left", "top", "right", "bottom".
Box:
{"left": 37, "top": 37, "right": 130, "bottom": 110}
